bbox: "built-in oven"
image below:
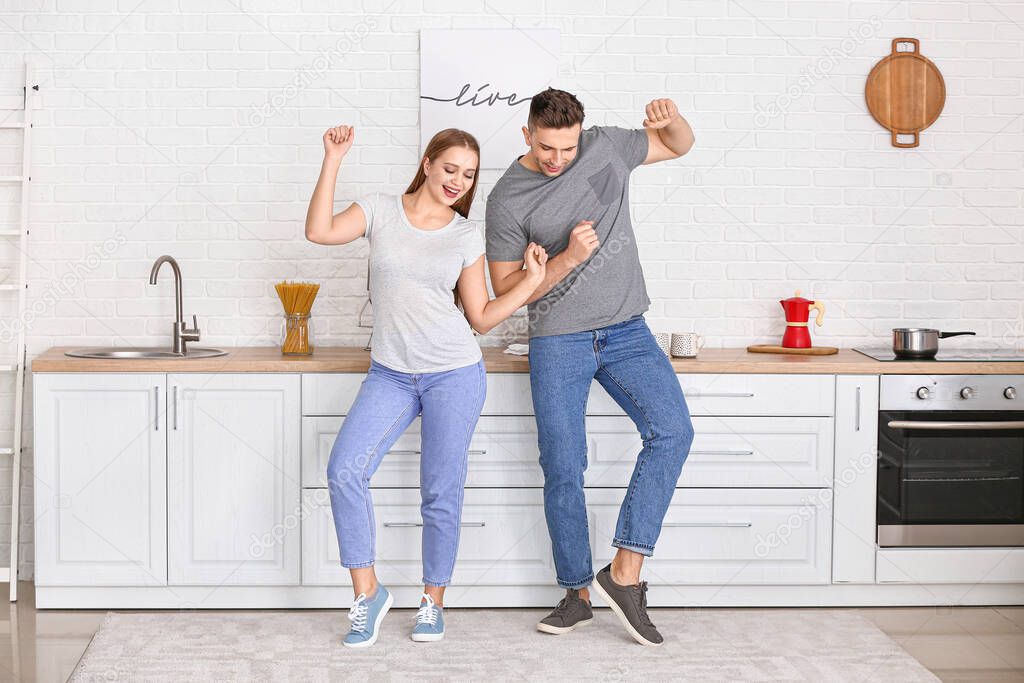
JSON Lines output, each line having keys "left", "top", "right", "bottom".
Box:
{"left": 877, "top": 375, "right": 1024, "bottom": 547}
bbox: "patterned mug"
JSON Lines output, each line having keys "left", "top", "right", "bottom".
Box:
{"left": 670, "top": 332, "right": 705, "bottom": 358}
{"left": 653, "top": 332, "right": 671, "bottom": 356}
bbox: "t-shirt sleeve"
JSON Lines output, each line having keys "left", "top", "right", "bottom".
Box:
{"left": 485, "top": 197, "right": 527, "bottom": 262}
{"left": 353, "top": 192, "right": 379, "bottom": 240}
{"left": 462, "top": 221, "right": 486, "bottom": 269}
{"left": 598, "top": 125, "right": 649, "bottom": 170}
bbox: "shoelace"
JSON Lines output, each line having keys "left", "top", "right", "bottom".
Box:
{"left": 552, "top": 595, "right": 575, "bottom": 617}
{"left": 416, "top": 594, "right": 439, "bottom": 626}
{"left": 348, "top": 593, "right": 369, "bottom": 633}
{"left": 635, "top": 582, "right": 656, "bottom": 628}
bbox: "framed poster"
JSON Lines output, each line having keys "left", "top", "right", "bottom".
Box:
{"left": 419, "top": 29, "right": 560, "bottom": 169}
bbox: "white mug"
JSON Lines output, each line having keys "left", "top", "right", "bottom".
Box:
{"left": 670, "top": 332, "right": 705, "bottom": 358}
{"left": 653, "top": 332, "right": 671, "bottom": 356}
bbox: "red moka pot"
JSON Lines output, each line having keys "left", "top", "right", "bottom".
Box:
{"left": 780, "top": 291, "right": 826, "bottom": 348}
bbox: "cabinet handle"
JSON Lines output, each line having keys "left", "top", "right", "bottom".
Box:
{"left": 689, "top": 449, "right": 755, "bottom": 456}
{"left": 172, "top": 386, "right": 178, "bottom": 431}
{"left": 855, "top": 386, "right": 862, "bottom": 432}
{"left": 684, "top": 392, "right": 754, "bottom": 398}
{"left": 663, "top": 521, "right": 752, "bottom": 528}
{"left": 389, "top": 449, "right": 487, "bottom": 456}
{"left": 383, "top": 522, "right": 486, "bottom": 528}
{"left": 154, "top": 386, "right": 159, "bottom": 431}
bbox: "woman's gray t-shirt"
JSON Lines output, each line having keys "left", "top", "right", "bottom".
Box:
{"left": 355, "top": 193, "right": 485, "bottom": 374}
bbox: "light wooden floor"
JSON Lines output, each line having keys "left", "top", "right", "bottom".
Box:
{"left": 1, "top": 583, "right": 1021, "bottom": 682}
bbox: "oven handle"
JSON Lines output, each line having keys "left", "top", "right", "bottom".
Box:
{"left": 887, "top": 420, "right": 1024, "bottom": 431}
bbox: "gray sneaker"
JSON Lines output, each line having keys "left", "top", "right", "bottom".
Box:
{"left": 536, "top": 588, "right": 593, "bottom": 635}
{"left": 592, "top": 563, "right": 663, "bottom": 646}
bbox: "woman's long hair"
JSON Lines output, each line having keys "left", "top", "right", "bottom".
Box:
{"left": 404, "top": 128, "right": 480, "bottom": 218}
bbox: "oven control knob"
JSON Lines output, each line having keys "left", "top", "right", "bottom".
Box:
{"left": 916, "top": 387, "right": 930, "bottom": 400}
{"left": 960, "top": 387, "right": 974, "bottom": 400}
{"left": 1006, "top": 387, "right": 1018, "bottom": 400}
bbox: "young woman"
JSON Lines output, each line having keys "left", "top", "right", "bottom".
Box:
{"left": 305, "top": 125, "right": 547, "bottom": 648}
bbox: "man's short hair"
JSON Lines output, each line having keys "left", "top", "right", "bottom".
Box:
{"left": 528, "top": 88, "right": 585, "bottom": 130}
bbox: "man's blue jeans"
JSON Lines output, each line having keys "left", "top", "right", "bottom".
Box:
{"left": 528, "top": 315, "right": 694, "bottom": 589}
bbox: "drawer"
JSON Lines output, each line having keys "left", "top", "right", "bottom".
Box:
{"left": 589, "top": 488, "right": 831, "bottom": 585}
{"left": 303, "top": 373, "right": 835, "bottom": 417}
{"left": 302, "top": 373, "right": 537, "bottom": 416}
{"left": 303, "top": 373, "right": 365, "bottom": 416}
{"left": 304, "top": 414, "right": 834, "bottom": 489}
{"left": 301, "top": 488, "right": 554, "bottom": 586}
{"left": 302, "top": 416, "right": 542, "bottom": 488}
{"left": 585, "top": 416, "right": 835, "bottom": 488}
{"left": 674, "top": 374, "right": 834, "bottom": 417}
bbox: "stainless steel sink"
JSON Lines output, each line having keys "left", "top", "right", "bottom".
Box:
{"left": 65, "top": 347, "right": 227, "bottom": 359}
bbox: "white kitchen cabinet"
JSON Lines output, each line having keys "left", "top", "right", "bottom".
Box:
{"left": 301, "top": 372, "right": 836, "bottom": 418}
{"left": 301, "top": 488, "right": 554, "bottom": 586}
{"left": 831, "top": 375, "right": 879, "bottom": 584}
{"left": 302, "top": 415, "right": 542, "bottom": 488}
{"left": 167, "top": 374, "right": 301, "bottom": 585}
{"left": 303, "top": 414, "right": 833, "bottom": 490}
{"left": 33, "top": 374, "right": 167, "bottom": 586}
{"left": 590, "top": 488, "right": 832, "bottom": 585}
{"left": 586, "top": 415, "right": 834, "bottom": 488}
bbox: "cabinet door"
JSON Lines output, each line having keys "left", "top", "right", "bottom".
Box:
{"left": 33, "top": 373, "right": 166, "bottom": 586}
{"left": 167, "top": 374, "right": 300, "bottom": 585}
{"left": 832, "top": 375, "right": 879, "bottom": 584}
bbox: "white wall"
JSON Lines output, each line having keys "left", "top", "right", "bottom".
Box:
{"left": 0, "top": 1, "right": 1021, "bottom": 575}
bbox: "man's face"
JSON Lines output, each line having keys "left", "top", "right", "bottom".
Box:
{"left": 521, "top": 124, "right": 582, "bottom": 177}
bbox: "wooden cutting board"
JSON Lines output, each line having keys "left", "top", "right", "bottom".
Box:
{"left": 865, "top": 38, "right": 945, "bottom": 148}
{"left": 747, "top": 345, "right": 839, "bottom": 356}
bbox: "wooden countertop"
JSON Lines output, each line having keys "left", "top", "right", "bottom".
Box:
{"left": 30, "top": 346, "right": 1024, "bottom": 375}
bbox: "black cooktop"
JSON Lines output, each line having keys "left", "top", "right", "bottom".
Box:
{"left": 854, "top": 347, "right": 1024, "bottom": 362}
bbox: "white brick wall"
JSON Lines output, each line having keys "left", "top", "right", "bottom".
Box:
{"left": 1, "top": 1, "right": 1022, "bottom": 577}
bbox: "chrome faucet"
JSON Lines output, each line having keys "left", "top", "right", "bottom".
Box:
{"left": 149, "top": 255, "right": 200, "bottom": 355}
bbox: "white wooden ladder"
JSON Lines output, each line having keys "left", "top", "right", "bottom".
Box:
{"left": 1, "top": 63, "right": 37, "bottom": 602}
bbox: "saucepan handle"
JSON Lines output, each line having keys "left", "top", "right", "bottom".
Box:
{"left": 938, "top": 331, "right": 976, "bottom": 339}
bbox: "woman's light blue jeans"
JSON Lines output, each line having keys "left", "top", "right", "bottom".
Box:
{"left": 327, "top": 358, "right": 487, "bottom": 587}
{"left": 528, "top": 315, "right": 694, "bottom": 589}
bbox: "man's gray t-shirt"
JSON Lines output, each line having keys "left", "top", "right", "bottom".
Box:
{"left": 356, "top": 192, "right": 484, "bottom": 374}
{"left": 485, "top": 125, "right": 650, "bottom": 338}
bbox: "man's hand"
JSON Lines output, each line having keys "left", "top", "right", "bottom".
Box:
{"left": 642, "top": 98, "right": 680, "bottom": 129}
{"left": 323, "top": 124, "right": 355, "bottom": 163}
{"left": 565, "top": 220, "right": 599, "bottom": 266}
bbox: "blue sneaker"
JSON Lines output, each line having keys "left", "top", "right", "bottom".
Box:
{"left": 343, "top": 585, "right": 393, "bottom": 648}
{"left": 410, "top": 594, "right": 444, "bottom": 642}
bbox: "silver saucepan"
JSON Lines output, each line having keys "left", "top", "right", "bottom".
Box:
{"left": 892, "top": 328, "right": 975, "bottom": 359}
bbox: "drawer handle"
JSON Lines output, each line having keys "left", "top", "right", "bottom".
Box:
{"left": 389, "top": 449, "right": 488, "bottom": 455}
{"left": 684, "top": 392, "right": 755, "bottom": 398}
{"left": 383, "top": 522, "right": 486, "bottom": 528}
{"left": 663, "top": 521, "right": 753, "bottom": 528}
{"left": 689, "top": 449, "right": 755, "bottom": 456}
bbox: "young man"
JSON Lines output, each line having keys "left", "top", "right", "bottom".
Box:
{"left": 486, "top": 88, "right": 696, "bottom": 646}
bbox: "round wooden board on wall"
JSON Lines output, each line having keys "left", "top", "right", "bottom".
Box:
{"left": 865, "top": 38, "right": 946, "bottom": 148}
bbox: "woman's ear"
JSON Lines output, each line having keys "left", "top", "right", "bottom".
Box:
{"left": 422, "top": 157, "right": 431, "bottom": 175}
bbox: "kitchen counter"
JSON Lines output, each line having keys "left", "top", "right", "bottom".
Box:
{"left": 31, "top": 346, "right": 1024, "bottom": 374}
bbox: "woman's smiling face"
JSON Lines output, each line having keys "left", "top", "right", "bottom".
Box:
{"left": 422, "top": 145, "right": 478, "bottom": 207}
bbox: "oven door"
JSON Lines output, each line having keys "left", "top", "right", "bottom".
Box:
{"left": 877, "top": 410, "right": 1024, "bottom": 547}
